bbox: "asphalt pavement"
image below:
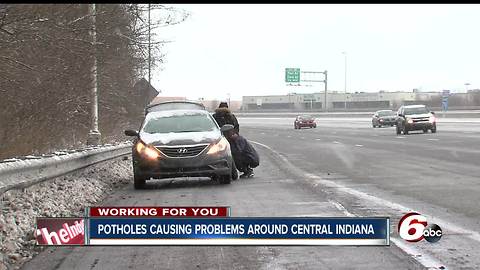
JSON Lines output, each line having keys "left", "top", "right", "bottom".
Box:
{"left": 239, "top": 116, "right": 480, "bottom": 269}
{"left": 22, "top": 116, "right": 480, "bottom": 269}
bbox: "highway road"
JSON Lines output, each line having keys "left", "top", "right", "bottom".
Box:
{"left": 22, "top": 117, "right": 480, "bottom": 269}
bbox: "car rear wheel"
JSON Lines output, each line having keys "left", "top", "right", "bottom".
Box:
{"left": 134, "top": 173, "right": 146, "bottom": 189}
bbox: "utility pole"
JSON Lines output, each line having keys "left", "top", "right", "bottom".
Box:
{"left": 324, "top": 70, "right": 328, "bottom": 112}
{"left": 87, "top": 4, "right": 101, "bottom": 145}
{"left": 147, "top": 3, "right": 151, "bottom": 107}
{"left": 342, "top": 51, "right": 347, "bottom": 111}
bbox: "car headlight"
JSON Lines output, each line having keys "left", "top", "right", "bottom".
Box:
{"left": 407, "top": 118, "right": 414, "bottom": 124}
{"left": 429, "top": 116, "right": 436, "bottom": 123}
{"left": 207, "top": 137, "right": 228, "bottom": 155}
{"left": 135, "top": 140, "right": 160, "bottom": 160}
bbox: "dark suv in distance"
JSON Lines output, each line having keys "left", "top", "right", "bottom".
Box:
{"left": 395, "top": 105, "right": 437, "bottom": 135}
{"left": 125, "top": 108, "right": 237, "bottom": 189}
{"left": 372, "top": 109, "right": 396, "bottom": 128}
{"left": 294, "top": 115, "right": 317, "bottom": 129}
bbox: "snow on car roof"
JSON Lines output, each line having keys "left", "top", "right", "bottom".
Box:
{"left": 403, "top": 105, "right": 427, "bottom": 108}
{"left": 145, "top": 109, "right": 209, "bottom": 120}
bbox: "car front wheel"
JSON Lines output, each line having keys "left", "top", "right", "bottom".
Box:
{"left": 396, "top": 125, "right": 401, "bottom": 135}
{"left": 134, "top": 173, "right": 146, "bottom": 189}
{"left": 219, "top": 174, "right": 232, "bottom": 184}
{"left": 231, "top": 163, "right": 238, "bottom": 180}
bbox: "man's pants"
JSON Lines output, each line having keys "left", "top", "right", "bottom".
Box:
{"left": 233, "top": 154, "right": 259, "bottom": 173}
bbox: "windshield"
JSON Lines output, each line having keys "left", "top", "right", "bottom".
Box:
{"left": 378, "top": 111, "right": 395, "bottom": 117}
{"left": 142, "top": 114, "right": 217, "bottom": 134}
{"left": 299, "top": 115, "right": 313, "bottom": 120}
{"left": 404, "top": 107, "right": 429, "bottom": 115}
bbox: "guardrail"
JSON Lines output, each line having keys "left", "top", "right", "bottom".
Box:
{"left": 0, "top": 142, "right": 132, "bottom": 194}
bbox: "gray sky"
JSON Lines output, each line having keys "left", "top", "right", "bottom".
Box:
{"left": 152, "top": 4, "right": 480, "bottom": 101}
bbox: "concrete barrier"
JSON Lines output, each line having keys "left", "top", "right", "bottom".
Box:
{"left": 236, "top": 110, "right": 480, "bottom": 118}
{"left": 0, "top": 142, "right": 132, "bottom": 194}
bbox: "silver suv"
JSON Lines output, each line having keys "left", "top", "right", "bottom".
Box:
{"left": 395, "top": 105, "right": 437, "bottom": 135}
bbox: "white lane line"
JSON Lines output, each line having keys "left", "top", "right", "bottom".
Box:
{"left": 315, "top": 138, "right": 322, "bottom": 141}
{"left": 355, "top": 144, "right": 363, "bottom": 147}
{"left": 251, "top": 140, "right": 478, "bottom": 270}
{"left": 396, "top": 136, "right": 406, "bottom": 139}
{"left": 332, "top": 141, "right": 340, "bottom": 144}
{"left": 427, "top": 138, "right": 439, "bottom": 141}
{"left": 300, "top": 137, "right": 305, "bottom": 139}
{"left": 287, "top": 135, "right": 291, "bottom": 138}
{"left": 252, "top": 140, "right": 480, "bottom": 244}
{"left": 260, "top": 132, "right": 266, "bottom": 135}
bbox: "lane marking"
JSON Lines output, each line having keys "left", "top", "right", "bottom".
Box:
{"left": 355, "top": 144, "right": 363, "bottom": 147}
{"left": 315, "top": 138, "right": 322, "bottom": 141}
{"left": 332, "top": 141, "right": 340, "bottom": 144}
{"left": 396, "top": 136, "right": 406, "bottom": 139}
{"left": 251, "top": 140, "right": 480, "bottom": 270}
{"left": 287, "top": 135, "right": 291, "bottom": 138}
{"left": 252, "top": 140, "right": 480, "bottom": 244}
{"left": 300, "top": 137, "right": 305, "bottom": 139}
{"left": 427, "top": 138, "right": 439, "bottom": 141}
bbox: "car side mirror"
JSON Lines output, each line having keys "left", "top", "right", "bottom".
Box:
{"left": 430, "top": 111, "right": 435, "bottom": 115}
{"left": 124, "top": 129, "right": 139, "bottom": 137}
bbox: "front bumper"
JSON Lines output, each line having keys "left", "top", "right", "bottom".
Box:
{"left": 406, "top": 122, "right": 435, "bottom": 130}
{"left": 133, "top": 151, "right": 232, "bottom": 179}
{"left": 378, "top": 120, "right": 396, "bottom": 125}
{"left": 297, "top": 122, "right": 316, "bottom": 127}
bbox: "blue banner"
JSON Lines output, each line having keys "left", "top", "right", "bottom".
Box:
{"left": 88, "top": 217, "right": 389, "bottom": 245}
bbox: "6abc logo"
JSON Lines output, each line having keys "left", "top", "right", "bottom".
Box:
{"left": 398, "top": 212, "right": 442, "bottom": 243}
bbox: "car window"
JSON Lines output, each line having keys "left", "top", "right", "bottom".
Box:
{"left": 142, "top": 113, "right": 216, "bottom": 134}
{"left": 404, "top": 107, "right": 429, "bottom": 115}
{"left": 378, "top": 111, "right": 395, "bottom": 117}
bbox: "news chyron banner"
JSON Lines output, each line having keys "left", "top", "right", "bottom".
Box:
{"left": 36, "top": 207, "right": 390, "bottom": 246}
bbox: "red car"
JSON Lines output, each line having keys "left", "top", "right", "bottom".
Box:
{"left": 294, "top": 115, "right": 317, "bottom": 129}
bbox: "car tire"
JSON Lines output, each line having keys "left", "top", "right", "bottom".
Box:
{"left": 403, "top": 125, "right": 409, "bottom": 135}
{"left": 134, "top": 173, "right": 146, "bottom": 189}
{"left": 231, "top": 163, "right": 238, "bottom": 180}
{"left": 431, "top": 124, "right": 437, "bottom": 133}
{"left": 219, "top": 174, "right": 232, "bottom": 184}
{"left": 423, "top": 128, "right": 428, "bottom": 133}
{"left": 313, "top": 124, "right": 317, "bottom": 128}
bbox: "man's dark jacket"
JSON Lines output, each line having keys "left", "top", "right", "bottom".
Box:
{"left": 213, "top": 107, "right": 239, "bottom": 133}
{"left": 228, "top": 135, "right": 259, "bottom": 167}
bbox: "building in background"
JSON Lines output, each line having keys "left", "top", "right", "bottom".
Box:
{"left": 242, "top": 90, "right": 480, "bottom": 111}
{"left": 150, "top": 96, "right": 242, "bottom": 112}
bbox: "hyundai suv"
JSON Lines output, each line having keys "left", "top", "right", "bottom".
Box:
{"left": 395, "top": 105, "right": 437, "bottom": 135}
{"left": 124, "top": 109, "right": 238, "bottom": 189}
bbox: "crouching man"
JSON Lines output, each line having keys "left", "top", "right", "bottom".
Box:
{"left": 220, "top": 124, "right": 259, "bottom": 178}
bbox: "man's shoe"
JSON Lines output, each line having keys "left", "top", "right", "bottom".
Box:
{"left": 240, "top": 168, "right": 254, "bottom": 178}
